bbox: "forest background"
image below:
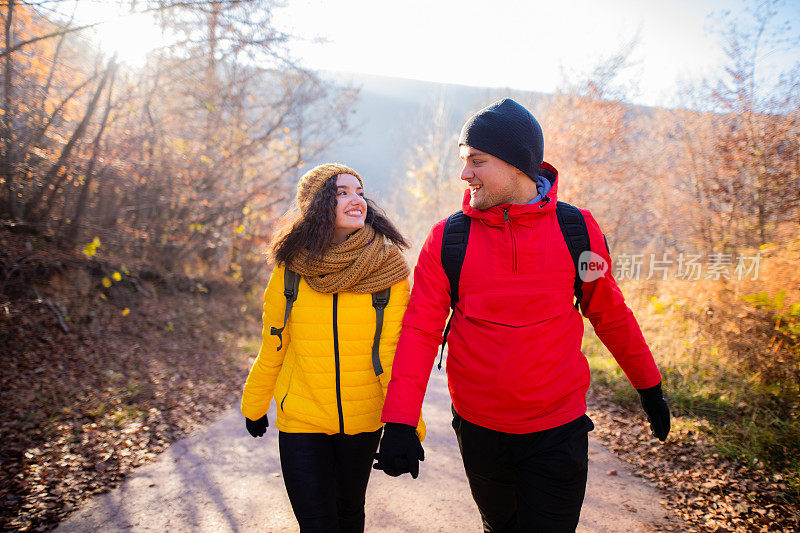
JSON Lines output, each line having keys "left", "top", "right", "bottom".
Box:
{"left": 0, "top": 0, "right": 798, "bottom": 531}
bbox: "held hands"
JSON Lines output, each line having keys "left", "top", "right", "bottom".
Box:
{"left": 373, "top": 422, "right": 425, "bottom": 479}
{"left": 636, "top": 382, "right": 670, "bottom": 441}
{"left": 245, "top": 414, "right": 269, "bottom": 438}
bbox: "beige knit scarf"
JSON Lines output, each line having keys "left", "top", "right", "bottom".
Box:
{"left": 287, "top": 224, "right": 409, "bottom": 294}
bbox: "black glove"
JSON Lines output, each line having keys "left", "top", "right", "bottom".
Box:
{"left": 373, "top": 422, "right": 425, "bottom": 479}
{"left": 636, "top": 382, "right": 670, "bottom": 441}
{"left": 245, "top": 414, "right": 269, "bottom": 438}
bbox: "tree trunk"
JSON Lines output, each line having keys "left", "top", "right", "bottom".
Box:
{"left": 62, "top": 60, "right": 117, "bottom": 245}
{"left": 1, "top": 0, "right": 18, "bottom": 219}
{"left": 25, "top": 56, "right": 116, "bottom": 223}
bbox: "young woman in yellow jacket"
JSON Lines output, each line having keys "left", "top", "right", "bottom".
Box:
{"left": 241, "top": 163, "right": 425, "bottom": 533}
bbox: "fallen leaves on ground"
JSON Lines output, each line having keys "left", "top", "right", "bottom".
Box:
{"left": 0, "top": 231, "right": 259, "bottom": 531}
{"left": 588, "top": 388, "right": 799, "bottom": 533}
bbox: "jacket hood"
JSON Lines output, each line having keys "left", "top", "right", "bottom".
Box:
{"left": 462, "top": 162, "right": 559, "bottom": 226}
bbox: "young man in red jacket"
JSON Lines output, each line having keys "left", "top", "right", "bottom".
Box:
{"left": 373, "top": 98, "right": 670, "bottom": 532}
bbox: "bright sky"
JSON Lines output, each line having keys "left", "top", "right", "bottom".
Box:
{"left": 61, "top": 0, "right": 799, "bottom": 108}
{"left": 51, "top": 1, "right": 169, "bottom": 67}
{"left": 271, "top": 0, "right": 800, "bottom": 107}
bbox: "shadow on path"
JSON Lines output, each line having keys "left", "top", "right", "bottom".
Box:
{"left": 58, "top": 370, "right": 672, "bottom": 532}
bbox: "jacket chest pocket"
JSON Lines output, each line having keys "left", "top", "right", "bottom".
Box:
{"left": 277, "top": 359, "right": 296, "bottom": 413}
{"left": 463, "top": 289, "right": 571, "bottom": 327}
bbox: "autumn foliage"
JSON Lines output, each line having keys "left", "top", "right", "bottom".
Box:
{"left": 1, "top": 1, "right": 357, "bottom": 529}
{"left": 1, "top": 0, "right": 355, "bottom": 280}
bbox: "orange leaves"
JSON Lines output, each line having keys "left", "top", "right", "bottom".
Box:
{"left": 4, "top": 0, "right": 352, "bottom": 285}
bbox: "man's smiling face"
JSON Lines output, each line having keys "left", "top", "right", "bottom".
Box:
{"left": 459, "top": 145, "right": 523, "bottom": 210}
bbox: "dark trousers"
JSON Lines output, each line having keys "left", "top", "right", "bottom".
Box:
{"left": 452, "top": 408, "right": 594, "bottom": 533}
{"left": 278, "top": 429, "right": 381, "bottom": 533}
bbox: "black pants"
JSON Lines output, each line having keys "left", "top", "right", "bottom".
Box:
{"left": 452, "top": 408, "right": 594, "bottom": 533}
{"left": 278, "top": 429, "right": 381, "bottom": 533}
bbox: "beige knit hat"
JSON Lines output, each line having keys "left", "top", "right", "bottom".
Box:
{"left": 296, "top": 163, "right": 363, "bottom": 214}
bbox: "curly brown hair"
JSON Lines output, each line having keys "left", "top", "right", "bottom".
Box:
{"left": 270, "top": 175, "right": 409, "bottom": 265}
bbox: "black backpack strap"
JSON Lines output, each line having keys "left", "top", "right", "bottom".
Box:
{"left": 555, "top": 201, "right": 590, "bottom": 310}
{"left": 438, "top": 210, "right": 471, "bottom": 369}
{"left": 269, "top": 268, "right": 300, "bottom": 351}
{"left": 371, "top": 288, "right": 391, "bottom": 376}
{"left": 441, "top": 210, "right": 471, "bottom": 308}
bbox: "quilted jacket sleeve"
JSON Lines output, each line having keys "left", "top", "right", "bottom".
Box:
{"left": 579, "top": 211, "right": 662, "bottom": 389}
{"left": 240, "top": 265, "right": 291, "bottom": 421}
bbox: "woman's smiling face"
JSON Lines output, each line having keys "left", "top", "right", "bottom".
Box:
{"left": 332, "top": 173, "right": 367, "bottom": 244}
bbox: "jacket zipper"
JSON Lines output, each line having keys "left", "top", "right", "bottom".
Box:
{"left": 504, "top": 208, "right": 518, "bottom": 273}
{"left": 332, "top": 293, "right": 345, "bottom": 434}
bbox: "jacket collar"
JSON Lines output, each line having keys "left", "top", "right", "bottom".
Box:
{"left": 462, "top": 162, "right": 559, "bottom": 226}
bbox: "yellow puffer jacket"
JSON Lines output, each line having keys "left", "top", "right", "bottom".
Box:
{"left": 241, "top": 265, "right": 425, "bottom": 440}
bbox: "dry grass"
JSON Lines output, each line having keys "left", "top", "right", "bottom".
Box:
{"left": 584, "top": 237, "right": 800, "bottom": 510}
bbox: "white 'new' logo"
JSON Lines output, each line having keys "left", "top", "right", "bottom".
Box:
{"left": 578, "top": 251, "right": 608, "bottom": 282}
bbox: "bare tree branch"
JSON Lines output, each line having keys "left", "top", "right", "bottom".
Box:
{"left": 0, "top": 21, "right": 99, "bottom": 59}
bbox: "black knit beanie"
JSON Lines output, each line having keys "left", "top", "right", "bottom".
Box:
{"left": 458, "top": 98, "right": 544, "bottom": 180}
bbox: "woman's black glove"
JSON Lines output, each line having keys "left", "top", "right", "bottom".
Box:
{"left": 373, "top": 422, "right": 425, "bottom": 479}
{"left": 245, "top": 414, "right": 269, "bottom": 438}
{"left": 636, "top": 382, "right": 670, "bottom": 441}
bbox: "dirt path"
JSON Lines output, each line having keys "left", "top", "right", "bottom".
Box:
{"left": 58, "top": 371, "right": 675, "bottom": 532}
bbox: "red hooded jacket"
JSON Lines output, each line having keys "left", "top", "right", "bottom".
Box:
{"left": 382, "top": 162, "right": 661, "bottom": 433}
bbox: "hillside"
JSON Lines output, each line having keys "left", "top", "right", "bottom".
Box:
{"left": 313, "top": 72, "right": 548, "bottom": 197}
